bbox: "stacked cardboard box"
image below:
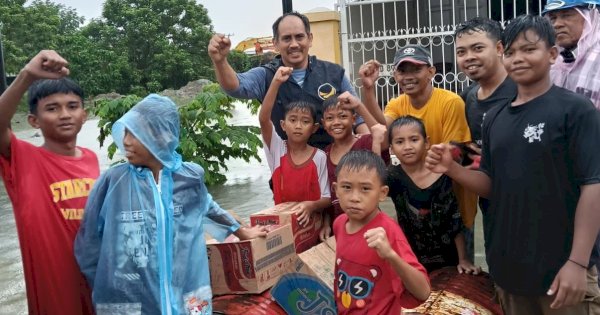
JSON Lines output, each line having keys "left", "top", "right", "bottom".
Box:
{"left": 207, "top": 224, "right": 296, "bottom": 295}
{"left": 250, "top": 202, "right": 323, "bottom": 253}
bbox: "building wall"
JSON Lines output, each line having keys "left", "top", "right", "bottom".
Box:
{"left": 305, "top": 10, "right": 342, "bottom": 65}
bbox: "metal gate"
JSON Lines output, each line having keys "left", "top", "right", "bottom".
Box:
{"left": 337, "top": 0, "right": 548, "bottom": 105}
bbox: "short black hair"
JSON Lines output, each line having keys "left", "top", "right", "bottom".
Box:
{"left": 322, "top": 94, "right": 355, "bottom": 115}
{"left": 272, "top": 12, "right": 311, "bottom": 40}
{"left": 454, "top": 17, "right": 503, "bottom": 42}
{"left": 503, "top": 14, "right": 555, "bottom": 51}
{"left": 388, "top": 115, "right": 427, "bottom": 144}
{"left": 283, "top": 101, "right": 317, "bottom": 122}
{"left": 27, "top": 78, "right": 84, "bottom": 114}
{"left": 335, "top": 150, "right": 387, "bottom": 184}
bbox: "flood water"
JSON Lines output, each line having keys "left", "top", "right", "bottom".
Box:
{"left": 0, "top": 103, "right": 486, "bottom": 313}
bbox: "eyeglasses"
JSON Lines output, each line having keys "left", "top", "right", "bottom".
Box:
{"left": 336, "top": 270, "right": 374, "bottom": 299}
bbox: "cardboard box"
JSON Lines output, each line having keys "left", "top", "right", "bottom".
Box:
{"left": 207, "top": 224, "right": 297, "bottom": 295}
{"left": 250, "top": 202, "right": 323, "bottom": 253}
{"left": 295, "top": 236, "right": 336, "bottom": 290}
{"left": 271, "top": 237, "right": 337, "bottom": 314}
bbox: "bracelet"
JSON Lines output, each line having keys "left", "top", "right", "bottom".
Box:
{"left": 568, "top": 258, "right": 588, "bottom": 269}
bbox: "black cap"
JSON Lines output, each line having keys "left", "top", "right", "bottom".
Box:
{"left": 393, "top": 45, "right": 433, "bottom": 69}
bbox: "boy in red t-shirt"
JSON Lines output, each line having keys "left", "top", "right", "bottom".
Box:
{"left": 259, "top": 66, "right": 331, "bottom": 226}
{"left": 320, "top": 92, "right": 389, "bottom": 240}
{"left": 332, "top": 150, "right": 430, "bottom": 314}
{"left": 0, "top": 50, "right": 97, "bottom": 314}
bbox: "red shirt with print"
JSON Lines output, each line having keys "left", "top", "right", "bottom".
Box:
{"left": 0, "top": 134, "right": 98, "bottom": 315}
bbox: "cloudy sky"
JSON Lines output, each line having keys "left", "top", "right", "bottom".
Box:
{"left": 28, "top": 0, "right": 337, "bottom": 46}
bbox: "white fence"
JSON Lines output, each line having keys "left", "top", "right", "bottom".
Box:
{"left": 337, "top": 0, "right": 547, "bottom": 105}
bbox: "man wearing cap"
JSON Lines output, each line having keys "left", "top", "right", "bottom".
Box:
{"left": 543, "top": 0, "right": 600, "bottom": 109}
{"left": 361, "top": 45, "right": 471, "bottom": 145}
{"left": 360, "top": 45, "right": 477, "bottom": 266}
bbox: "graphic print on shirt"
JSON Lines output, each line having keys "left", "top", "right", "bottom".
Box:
{"left": 317, "top": 83, "right": 337, "bottom": 100}
{"left": 117, "top": 207, "right": 151, "bottom": 281}
{"left": 186, "top": 298, "right": 210, "bottom": 315}
{"left": 523, "top": 123, "right": 545, "bottom": 143}
{"left": 49, "top": 178, "right": 96, "bottom": 220}
{"left": 336, "top": 258, "right": 381, "bottom": 310}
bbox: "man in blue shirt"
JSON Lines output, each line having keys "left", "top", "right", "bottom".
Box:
{"left": 208, "top": 12, "right": 367, "bottom": 149}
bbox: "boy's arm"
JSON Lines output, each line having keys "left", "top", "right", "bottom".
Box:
{"left": 425, "top": 143, "right": 491, "bottom": 198}
{"left": 370, "top": 124, "right": 388, "bottom": 155}
{"left": 549, "top": 183, "right": 600, "bottom": 309}
{"left": 294, "top": 197, "right": 331, "bottom": 227}
{"left": 454, "top": 233, "right": 481, "bottom": 275}
{"left": 357, "top": 60, "right": 387, "bottom": 126}
{"left": 365, "top": 227, "right": 430, "bottom": 302}
{"left": 0, "top": 50, "right": 69, "bottom": 158}
{"left": 259, "top": 66, "right": 292, "bottom": 148}
{"left": 338, "top": 91, "right": 388, "bottom": 150}
{"left": 74, "top": 173, "right": 110, "bottom": 287}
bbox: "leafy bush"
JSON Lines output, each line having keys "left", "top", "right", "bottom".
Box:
{"left": 93, "top": 83, "right": 262, "bottom": 185}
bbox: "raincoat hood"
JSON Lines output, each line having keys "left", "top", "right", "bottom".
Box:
{"left": 112, "top": 94, "right": 182, "bottom": 171}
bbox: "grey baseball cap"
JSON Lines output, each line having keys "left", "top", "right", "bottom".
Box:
{"left": 393, "top": 45, "right": 433, "bottom": 69}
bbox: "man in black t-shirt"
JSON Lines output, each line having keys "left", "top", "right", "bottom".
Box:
{"left": 427, "top": 15, "right": 600, "bottom": 314}
{"left": 454, "top": 17, "right": 518, "bottom": 261}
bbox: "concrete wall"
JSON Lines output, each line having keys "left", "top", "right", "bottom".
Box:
{"left": 305, "top": 10, "right": 342, "bottom": 65}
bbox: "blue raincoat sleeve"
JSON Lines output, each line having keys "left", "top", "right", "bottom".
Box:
{"left": 74, "top": 171, "right": 112, "bottom": 287}
{"left": 204, "top": 192, "right": 240, "bottom": 241}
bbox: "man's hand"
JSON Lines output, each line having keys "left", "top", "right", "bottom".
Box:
{"left": 548, "top": 261, "right": 587, "bottom": 309}
{"left": 425, "top": 144, "right": 455, "bottom": 174}
{"left": 208, "top": 34, "right": 232, "bottom": 63}
{"left": 358, "top": 59, "right": 381, "bottom": 89}
{"left": 23, "top": 50, "right": 69, "bottom": 80}
{"left": 365, "top": 227, "right": 396, "bottom": 260}
{"left": 274, "top": 66, "right": 293, "bottom": 84}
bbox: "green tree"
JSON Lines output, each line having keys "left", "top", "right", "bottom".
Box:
{"left": 93, "top": 84, "right": 262, "bottom": 185}
{"left": 93, "top": 0, "right": 216, "bottom": 93}
{"left": 0, "top": 0, "right": 83, "bottom": 74}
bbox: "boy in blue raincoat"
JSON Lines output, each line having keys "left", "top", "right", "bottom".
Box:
{"left": 74, "top": 94, "right": 267, "bottom": 315}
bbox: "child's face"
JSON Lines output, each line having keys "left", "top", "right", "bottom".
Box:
{"left": 27, "top": 93, "right": 87, "bottom": 143}
{"left": 334, "top": 166, "right": 389, "bottom": 224}
{"left": 456, "top": 30, "right": 503, "bottom": 82}
{"left": 503, "top": 30, "right": 558, "bottom": 86}
{"left": 280, "top": 108, "right": 318, "bottom": 143}
{"left": 393, "top": 63, "right": 435, "bottom": 97}
{"left": 322, "top": 107, "right": 355, "bottom": 140}
{"left": 123, "top": 130, "right": 161, "bottom": 169}
{"left": 390, "top": 124, "right": 429, "bottom": 166}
